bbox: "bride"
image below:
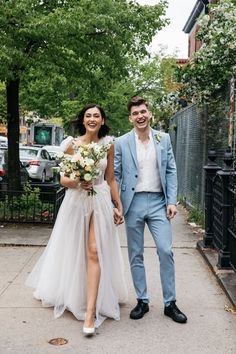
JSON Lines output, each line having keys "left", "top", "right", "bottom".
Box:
{"left": 26, "top": 103, "right": 128, "bottom": 336}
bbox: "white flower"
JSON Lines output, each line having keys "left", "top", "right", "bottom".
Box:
{"left": 155, "top": 132, "right": 162, "bottom": 144}
{"left": 70, "top": 172, "right": 76, "bottom": 180}
{"left": 84, "top": 158, "right": 95, "bottom": 166}
{"left": 84, "top": 173, "right": 92, "bottom": 181}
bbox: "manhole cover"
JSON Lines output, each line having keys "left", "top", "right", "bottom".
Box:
{"left": 48, "top": 338, "right": 68, "bottom": 346}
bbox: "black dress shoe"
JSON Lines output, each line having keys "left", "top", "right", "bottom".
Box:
{"left": 130, "top": 300, "right": 149, "bottom": 320}
{"left": 164, "top": 301, "right": 187, "bottom": 323}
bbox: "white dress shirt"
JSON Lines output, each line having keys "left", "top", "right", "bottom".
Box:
{"left": 135, "top": 131, "right": 162, "bottom": 193}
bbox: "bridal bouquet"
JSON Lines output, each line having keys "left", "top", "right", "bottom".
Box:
{"left": 57, "top": 141, "right": 112, "bottom": 196}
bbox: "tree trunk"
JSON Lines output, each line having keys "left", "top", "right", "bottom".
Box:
{"left": 6, "top": 78, "right": 21, "bottom": 191}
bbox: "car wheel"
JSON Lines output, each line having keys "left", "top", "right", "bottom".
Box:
{"left": 41, "top": 170, "right": 46, "bottom": 183}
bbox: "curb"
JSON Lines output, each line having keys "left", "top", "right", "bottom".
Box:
{"left": 197, "top": 240, "right": 236, "bottom": 307}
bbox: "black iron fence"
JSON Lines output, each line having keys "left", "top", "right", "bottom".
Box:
{"left": 203, "top": 149, "right": 236, "bottom": 271}
{"left": 169, "top": 81, "right": 230, "bottom": 209}
{"left": 0, "top": 182, "right": 65, "bottom": 224}
{"left": 228, "top": 173, "right": 236, "bottom": 272}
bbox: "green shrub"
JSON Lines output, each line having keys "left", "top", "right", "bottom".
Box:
{"left": 0, "top": 183, "right": 42, "bottom": 220}
{"left": 187, "top": 207, "right": 204, "bottom": 228}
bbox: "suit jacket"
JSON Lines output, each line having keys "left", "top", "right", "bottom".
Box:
{"left": 114, "top": 128, "right": 177, "bottom": 216}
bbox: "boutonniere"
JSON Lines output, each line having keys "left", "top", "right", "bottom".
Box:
{"left": 155, "top": 132, "right": 162, "bottom": 144}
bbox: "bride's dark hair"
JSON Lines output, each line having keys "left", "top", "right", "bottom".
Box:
{"left": 75, "top": 103, "right": 110, "bottom": 138}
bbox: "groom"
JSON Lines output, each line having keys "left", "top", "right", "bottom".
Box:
{"left": 114, "top": 96, "right": 187, "bottom": 323}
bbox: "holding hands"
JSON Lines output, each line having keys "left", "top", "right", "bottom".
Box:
{"left": 113, "top": 207, "right": 124, "bottom": 225}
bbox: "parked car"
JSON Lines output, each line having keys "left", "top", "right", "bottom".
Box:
{"left": 43, "top": 145, "right": 63, "bottom": 164}
{"left": 0, "top": 148, "right": 6, "bottom": 182}
{"left": 19, "top": 146, "right": 56, "bottom": 182}
{"left": 0, "top": 147, "right": 29, "bottom": 190}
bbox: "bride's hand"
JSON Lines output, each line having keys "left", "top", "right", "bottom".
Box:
{"left": 113, "top": 208, "right": 124, "bottom": 225}
{"left": 79, "top": 181, "right": 93, "bottom": 191}
{"left": 60, "top": 176, "right": 80, "bottom": 189}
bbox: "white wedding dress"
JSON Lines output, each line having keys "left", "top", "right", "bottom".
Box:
{"left": 26, "top": 137, "right": 128, "bottom": 327}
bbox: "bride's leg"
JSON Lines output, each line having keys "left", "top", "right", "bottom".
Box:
{"left": 84, "top": 214, "right": 100, "bottom": 328}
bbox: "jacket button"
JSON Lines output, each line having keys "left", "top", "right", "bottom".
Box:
{"left": 135, "top": 175, "right": 138, "bottom": 178}
{"left": 132, "top": 188, "right": 135, "bottom": 191}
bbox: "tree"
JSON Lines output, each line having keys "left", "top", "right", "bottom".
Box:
{"left": 0, "top": 82, "right": 6, "bottom": 124}
{"left": 0, "top": 0, "right": 168, "bottom": 189}
{"left": 180, "top": 0, "right": 236, "bottom": 102}
{"left": 124, "top": 55, "right": 182, "bottom": 130}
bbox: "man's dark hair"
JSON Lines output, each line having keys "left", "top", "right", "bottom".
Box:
{"left": 127, "top": 96, "right": 149, "bottom": 113}
{"left": 75, "top": 103, "right": 110, "bottom": 138}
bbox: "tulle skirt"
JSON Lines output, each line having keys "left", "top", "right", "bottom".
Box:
{"left": 26, "top": 181, "right": 128, "bottom": 327}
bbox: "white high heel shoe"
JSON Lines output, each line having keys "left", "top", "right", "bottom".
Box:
{"left": 83, "top": 312, "right": 95, "bottom": 336}
{"left": 82, "top": 326, "right": 95, "bottom": 336}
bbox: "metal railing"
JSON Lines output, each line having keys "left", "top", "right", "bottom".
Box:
{"left": 0, "top": 183, "right": 65, "bottom": 224}
{"left": 203, "top": 149, "right": 236, "bottom": 271}
{"left": 228, "top": 173, "right": 236, "bottom": 272}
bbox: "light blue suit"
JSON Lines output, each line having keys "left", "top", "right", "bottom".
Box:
{"left": 114, "top": 128, "right": 177, "bottom": 305}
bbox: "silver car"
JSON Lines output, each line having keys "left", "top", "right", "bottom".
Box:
{"left": 43, "top": 145, "right": 63, "bottom": 164}
{"left": 20, "top": 146, "right": 56, "bottom": 182}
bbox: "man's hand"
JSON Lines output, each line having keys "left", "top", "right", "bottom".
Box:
{"left": 113, "top": 208, "right": 124, "bottom": 225}
{"left": 166, "top": 204, "right": 177, "bottom": 219}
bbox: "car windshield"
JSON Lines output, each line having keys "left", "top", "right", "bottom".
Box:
{"left": 20, "top": 149, "right": 38, "bottom": 158}
{"left": 47, "top": 151, "right": 58, "bottom": 157}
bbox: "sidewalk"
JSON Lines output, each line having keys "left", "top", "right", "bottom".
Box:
{"left": 0, "top": 205, "right": 236, "bottom": 354}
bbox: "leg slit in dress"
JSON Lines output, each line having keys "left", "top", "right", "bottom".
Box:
{"left": 85, "top": 212, "right": 101, "bottom": 321}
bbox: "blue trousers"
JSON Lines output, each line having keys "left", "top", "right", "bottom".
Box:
{"left": 125, "top": 192, "right": 176, "bottom": 306}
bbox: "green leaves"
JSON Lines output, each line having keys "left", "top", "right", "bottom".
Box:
{"left": 0, "top": 0, "right": 168, "bottom": 133}
{"left": 181, "top": 0, "right": 236, "bottom": 102}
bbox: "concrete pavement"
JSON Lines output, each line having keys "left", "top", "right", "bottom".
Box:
{"left": 0, "top": 206, "right": 236, "bottom": 354}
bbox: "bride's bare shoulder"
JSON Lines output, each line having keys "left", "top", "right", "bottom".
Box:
{"left": 60, "top": 136, "right": 83, "bottom": 155}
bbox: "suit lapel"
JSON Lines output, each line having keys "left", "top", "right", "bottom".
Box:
{"left": 128, "top": 130, "right": 138, "bottom": 169}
